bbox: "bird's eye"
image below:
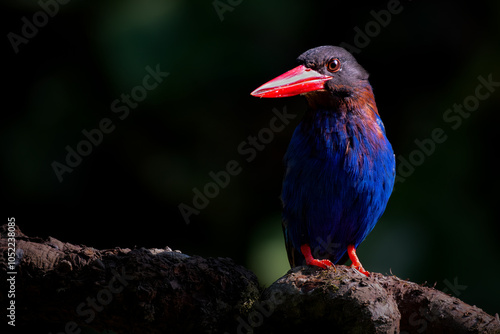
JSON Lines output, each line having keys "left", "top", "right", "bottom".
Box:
{"left": 327, "top": 58, "right": 341, "bottom": 73}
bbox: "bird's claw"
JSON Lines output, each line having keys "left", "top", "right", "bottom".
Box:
{"left": 308, "top": 258, "right": 334, "bottom": 269}
{"left": 351, "top": 264, "right": 370, "bottom": 277}
{"left": 347, "top": 244, "right": 370, "bottom": 277}
{"left": 300, "top": 244, "right": 335, "bottom": 269}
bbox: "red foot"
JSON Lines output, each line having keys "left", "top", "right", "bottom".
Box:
{"left": 347, "top": 244, "right": 370, "bottom": 277}
{"left": 300, "top": 244, "right": 334, "bottom": 269}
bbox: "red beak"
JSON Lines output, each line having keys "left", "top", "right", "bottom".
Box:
{"left": 251, "top": 65, "right": 332, "bottom": 98}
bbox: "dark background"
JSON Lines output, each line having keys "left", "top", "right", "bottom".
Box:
{"left": 2, "top": 0, "right": 499, "bottom": 315}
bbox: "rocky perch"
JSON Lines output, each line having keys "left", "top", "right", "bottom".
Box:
{"left": 1, "top": 224, "right": 499, "bottom": 334}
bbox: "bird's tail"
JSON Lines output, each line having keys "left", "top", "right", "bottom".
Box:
{"left": 282, "top": 222, "right": 303, "bottom": 267}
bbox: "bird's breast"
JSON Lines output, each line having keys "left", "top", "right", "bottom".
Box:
{"left": 302, "top": 110, "right": 393, "bottom": 173}
{"left": 284, "top": 110, "right": 394, "bottom": 216}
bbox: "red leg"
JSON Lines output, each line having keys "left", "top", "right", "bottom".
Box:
{"left": 300, "top": 244, "right": 333, "bottom": 269}
{"left": 347, "top": 244, "right": 370, "bottom": 277}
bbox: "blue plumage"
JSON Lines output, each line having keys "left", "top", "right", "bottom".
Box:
{"left": 251, "top": 46, "right": 395, "bottom": 275}
{"left": 282, "top": 84, "right": 395, "bottom": 266}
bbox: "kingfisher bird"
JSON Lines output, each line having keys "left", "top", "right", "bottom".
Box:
{"left": 251, "top": 46, "right": 395, "bottom": 276}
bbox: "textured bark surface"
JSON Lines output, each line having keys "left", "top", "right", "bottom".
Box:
{"left": 0, "top": 225, "right": 260, "bottom": 333}
{"left": 256, "top": 267, "right": 500, "bottom": 334}
{"left": 1, "top": 224, "right": 499, "bottom": 334}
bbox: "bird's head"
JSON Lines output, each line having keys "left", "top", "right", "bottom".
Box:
{"left": 251, "top": 46, "right": 370, "bottom": 106}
